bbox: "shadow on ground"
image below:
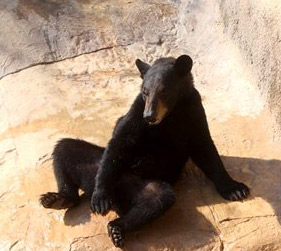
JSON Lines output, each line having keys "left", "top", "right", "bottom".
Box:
{"left": 62, "top": 156, "right": 281, "bottom": 250}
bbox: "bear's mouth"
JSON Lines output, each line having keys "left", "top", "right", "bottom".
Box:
{"left": 147, "top": 112, "right": 169, "bottom": 126}
{"left": 148, "top": 117, "right": 164, "bottom": 126}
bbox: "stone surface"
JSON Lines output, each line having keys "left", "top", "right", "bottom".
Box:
{"left": 219, "top": 0, "right": 281, "bottom": 133}
{"left": 0, "top": 0, "right": 281, "bottom": 250}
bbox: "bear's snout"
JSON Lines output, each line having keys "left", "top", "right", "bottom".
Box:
{"left": 143, "top": 112, "right": 157, "bottom": 124}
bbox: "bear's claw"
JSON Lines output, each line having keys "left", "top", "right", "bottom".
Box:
{"left": 217, "top": 181, "right": 250, "bottom": 201}
{"left": 40, "top": 192, "right": 61, "bottom": 208}
{"left": 91, "top": 192, "right": 111, "bottom": 215}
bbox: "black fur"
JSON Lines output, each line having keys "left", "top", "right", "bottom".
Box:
{"left": 40, "top": 139, "right": 104, "bottom": 209}
{"left": 40, "top": 55, "right": 250, "bottom": 247}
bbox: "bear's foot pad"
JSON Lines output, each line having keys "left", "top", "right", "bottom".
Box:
{"left": 218, "top": 181, "right": 250, "bottom": 201}
{"left": 108, "top": 222, "right": 124, "bottom": 248}
{"left": 40, "top": 192, "right": 75, "bottom": 209}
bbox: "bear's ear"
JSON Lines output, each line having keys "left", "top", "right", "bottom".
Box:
{"left": 174, "top": 55, "right": 193, "bottom": 76}
{"left": 135, "top": 59, "right": 151, "bottom": 78}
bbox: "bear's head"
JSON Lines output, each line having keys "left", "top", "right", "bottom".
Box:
{"left": 136, "top": 55, "right": 193, "bottom": 125}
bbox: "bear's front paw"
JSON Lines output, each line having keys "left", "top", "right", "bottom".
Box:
{"left": 216, "top": 180, "right": 250, "bottom": 201}
{"left": 91, "top": 190, "right": 112, "bottom": 216}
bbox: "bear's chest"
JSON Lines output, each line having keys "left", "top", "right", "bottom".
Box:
{"left": 145, "top": 118, "right": 191, "bottom": 152}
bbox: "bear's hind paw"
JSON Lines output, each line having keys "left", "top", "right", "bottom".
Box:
{"left": 39, "top": 192, "right": 75, "bottom": 209}
{"left": 107, "top": 222, "right": 124, "bottom": 248}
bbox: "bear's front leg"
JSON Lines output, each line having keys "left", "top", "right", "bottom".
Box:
{"left": 91, "top": 94, "right": 146, "bottom": 215}
{"left": 190, "top": 140, "right": 250, "bottom": 201}
{"left": 91, "top": 138, "right": 128, "bottom": 216}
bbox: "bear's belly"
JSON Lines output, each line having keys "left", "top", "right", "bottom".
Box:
{"left": 130, "top": 143, "right": 188, "bottom": 184}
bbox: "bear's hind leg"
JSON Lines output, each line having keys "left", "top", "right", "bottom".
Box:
{"left": 40, "top": 138, "right": 105, "bottom": 209}
{"left": 40, "top": 152, "right": 80, "bottom": 210}
{"left": 40, "top": 165, "right": 80, "bottom": 209}
{"left": 108, "top": 180, "right": 175, "bottom": 248}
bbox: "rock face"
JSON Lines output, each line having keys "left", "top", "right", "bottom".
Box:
{"left": 0, "top": 1, "right": 281, "bottom": 250}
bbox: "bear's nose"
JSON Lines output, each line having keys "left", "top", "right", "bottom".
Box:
{"left": 144, "top": 114, "right": 156, "bottom": 123}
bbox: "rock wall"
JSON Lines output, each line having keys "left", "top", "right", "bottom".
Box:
{"left": 0, "top": 0, "right": 281, "bottom": 250}
{"left": 219, "top": 0, "right": 281, "bottom": 139}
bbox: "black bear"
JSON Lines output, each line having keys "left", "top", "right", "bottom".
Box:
{"left": 40, "top": 55, "right": 250, "bottom": 248}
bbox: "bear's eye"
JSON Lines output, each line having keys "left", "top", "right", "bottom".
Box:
{"left": 142, "top": 89, "right": 149, "bottom": 96}
{"left": 160, "top": 89, "right": 167, "bottom": 95}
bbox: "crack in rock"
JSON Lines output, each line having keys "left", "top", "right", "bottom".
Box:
{"left": 68, "top": 234, "right": 107, "bottom": 251}
{"left": 0, "top": 43, "right": 133, "bottom": 81}
{"left": 198, "top": 179, "right": 225, "bottom": 251}
{"left": 9, "top": 240, "right": 20, "bottom": 251}
{"left": 219, "top": 214, "right": 280, "bottom": 224}
{"left": 226, "top": 227, "right": 260, "bottom": 245}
